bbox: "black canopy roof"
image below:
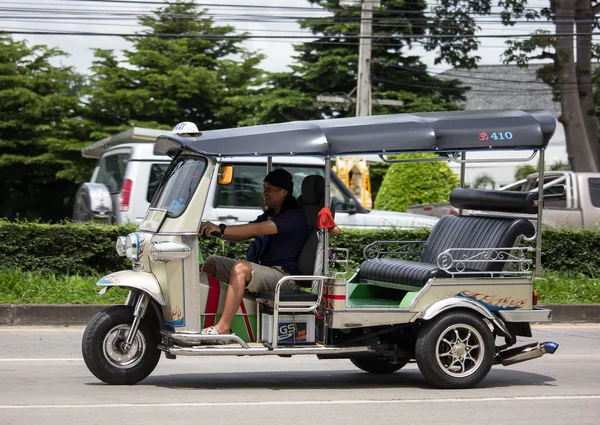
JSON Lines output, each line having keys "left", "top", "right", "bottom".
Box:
{"left": 155, "top": 109, "right": 556, "bottom": 158}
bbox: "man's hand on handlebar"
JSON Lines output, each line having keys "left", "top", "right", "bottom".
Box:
{"left": 199, "top": 221, "right": 222, "bottom": 238}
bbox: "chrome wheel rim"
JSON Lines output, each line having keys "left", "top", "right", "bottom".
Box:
{"left": 102, "top": 324, "right": 146, "bottom": 369}
{"left": 435, "top": 323, "right": 485, "bottom": 378}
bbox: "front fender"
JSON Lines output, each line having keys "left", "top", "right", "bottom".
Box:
{"left": 98, "top": 270, "right": 166, "bottom": 306}
{"left": 420, "top": 297, "right": 495, "bottom": 321}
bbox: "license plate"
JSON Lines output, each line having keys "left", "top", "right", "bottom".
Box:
{"left": 139, "top": 208, "right": 168, "bottom": 232}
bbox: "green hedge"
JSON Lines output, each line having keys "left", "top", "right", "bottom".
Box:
{"left": 0, "top": 220, "right": 598, "bottom": 278}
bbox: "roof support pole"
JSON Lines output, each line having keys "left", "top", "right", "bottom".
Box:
{"left": 535, "top": 149, "right": 545, "bottom": 278}
{"left": 323, "top": 158, "right": 331, "bottom": 277}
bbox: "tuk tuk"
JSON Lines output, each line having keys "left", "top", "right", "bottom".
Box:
{"left": 81, "top": 109, "right": 559, "bottom": 389}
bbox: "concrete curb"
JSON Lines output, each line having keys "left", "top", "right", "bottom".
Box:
{"left": 0, "top": 303, "right": 599, "bottom": 326}
{"left": 0, "top": 304, "right": 106, "bottom": 326}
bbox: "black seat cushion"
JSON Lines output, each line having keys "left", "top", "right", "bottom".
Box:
{"left": 359, "top": 215, "right": 535, "bottom": 287}
{"left": 360, "top": 258, "right": 446, "bottom": 288}
{"left": 257, "top": 289, "right": 318, "bottom": 302}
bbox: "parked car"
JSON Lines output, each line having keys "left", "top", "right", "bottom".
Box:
{"left": 407, "top": 171, "right": 600, "bottom": 228}
{"left": 73, "top": 128, "right": 438, "bottom": 229}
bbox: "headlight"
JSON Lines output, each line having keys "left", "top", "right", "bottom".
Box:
{"left": 115, "top": 236, "right": 127, "bottom": 257}
{"left": 124, "top": 232, "right": 141, "bottom": 261}
{"left": 149, "top": 241, "right": 191, "bottom": 262}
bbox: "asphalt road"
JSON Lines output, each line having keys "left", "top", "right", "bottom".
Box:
{"left": 0, "top": 324, "right": 599, "bottom": 425}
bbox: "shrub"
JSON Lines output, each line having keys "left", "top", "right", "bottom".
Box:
{"left": 514, "top": 164, "right": 537, "bottom": 180}
{"left": 0, "top": 220, "right": 598, "bottom": 279}
{"left": 374, "top": 153, "right": 459, "bottom": 212}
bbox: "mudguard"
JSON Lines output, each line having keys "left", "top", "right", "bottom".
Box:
{"left": 418, "top": 296, "right": 510, "bottom": 337}
{"left": 420, "top": 296, "right": 495, "bottom": 321}
{"left": 97, "top": 270, "right": 166, "bottom": 306}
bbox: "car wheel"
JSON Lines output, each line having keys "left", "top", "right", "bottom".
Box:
{"left": 81, "top": 305, "right": 160, "bottom": 385}
{"left": 350, "top": 358, "right": 408, "bottom": 374}
{"left": 415, "top": 311, "right": 495, "bottom": 389}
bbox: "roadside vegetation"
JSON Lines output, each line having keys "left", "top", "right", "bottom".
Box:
{"left": 0, "top": 267, "right": 597, "bottom": 305}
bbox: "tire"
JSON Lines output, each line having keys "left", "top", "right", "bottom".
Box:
{"left": 415, "top": 311, "right": 495, "bottom": 389}
{"left": 81, "top": 305, "right": 161, "bottom": 385}
{"left": 350, "top": 358, "right": 408, "bottom": 374}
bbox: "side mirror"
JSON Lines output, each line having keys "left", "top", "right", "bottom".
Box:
{"left": 217, "top": 165, "right": 233, "bottom": 185}
{"left": 347, "top": 198, "right": 358, "bottom": 215}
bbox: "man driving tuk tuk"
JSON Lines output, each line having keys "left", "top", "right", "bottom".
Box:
{"left": 198, "top": 168, "right": 309, "bottom": 338}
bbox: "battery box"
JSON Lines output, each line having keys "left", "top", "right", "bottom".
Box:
{"left": 260, "top": 313, "right": 316, "bottom": 344}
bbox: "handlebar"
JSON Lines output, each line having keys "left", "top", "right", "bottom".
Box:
{"left": 200, "top": 231, "right": 223, "bottom": 239}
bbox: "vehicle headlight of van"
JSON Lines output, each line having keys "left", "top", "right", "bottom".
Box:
{"left": 115, "top": 236, "right": 127, "bottom": 257}
{"left": 149, "top": 241, "right": 191, "bottom": 262}
{"left": 124, "top": 232, "right": 141, "bottom": 261}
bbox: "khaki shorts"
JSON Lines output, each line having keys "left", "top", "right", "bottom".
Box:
{"left": 210, "top": 256, "right": 300, "bottom": 293}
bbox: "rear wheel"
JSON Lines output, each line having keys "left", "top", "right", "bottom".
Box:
{"left": 415, "top": 311, "right": 494, "bottom": 389}
{"left": 350, "top": 358, "right": 407, "bottom": 374}
{"left": 82, "top": 305, "right": 160, "bottom": 385}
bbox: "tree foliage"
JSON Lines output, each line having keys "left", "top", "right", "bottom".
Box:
{"left": 242, "top": 0, "right": 467, "bottom": 125}
{"left": 0, "top": 35, "right": 91, "bottom": 221}
{"left": 424, "top": 0, "right": 600, "bottom": 172}
{"left": 514, "top": 164, "right": 538, "bottom": 181}
{"left": 374, "top": 153, "right": 459, "bottom": 211}
{"left": 84, "top": 0, "right": 265, "bottom": 139}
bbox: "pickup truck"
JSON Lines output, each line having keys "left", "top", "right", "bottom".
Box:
{"left": 407, "top": 171, "right": 600, "bottom": 228}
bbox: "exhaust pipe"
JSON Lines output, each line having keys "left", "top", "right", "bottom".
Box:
{"left": 498, "top": 341, "right": 559, "bottom": 366}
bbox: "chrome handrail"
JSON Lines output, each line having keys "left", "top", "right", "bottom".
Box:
{"left": 436, "top": 246, "right": 535, "bottom": 277}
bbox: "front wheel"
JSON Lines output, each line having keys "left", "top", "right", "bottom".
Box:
{"left": 82, "top": 305, "right": 161, "bottom": 385}
{"left": 350, "top": 358, "right": 408, "bottom": 374}
{"left": 415, "top": 311, "right": 495, "bottom": 389}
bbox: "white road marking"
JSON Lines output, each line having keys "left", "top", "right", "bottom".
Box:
{"left": 0, "top": 395, "right": 599, "bottom": 409}
{"left": 0, "top": 358, "right": 82, "bottom": 362}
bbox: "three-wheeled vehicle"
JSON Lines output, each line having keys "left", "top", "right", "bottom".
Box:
{"left": 82, "top": 109, "right": 559, "bottom": 389}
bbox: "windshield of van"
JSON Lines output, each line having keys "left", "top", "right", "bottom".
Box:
{"left": 150, "top": 155, "right": 207, "bottom": 217}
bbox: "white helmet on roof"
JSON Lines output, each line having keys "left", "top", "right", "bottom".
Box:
{"left": 172, "top": 121, "right": 201, "bottom": 136}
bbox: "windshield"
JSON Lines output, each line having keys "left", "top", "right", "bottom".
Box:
{"left": 150, "top": 155, "right": 207, "bottom": 217}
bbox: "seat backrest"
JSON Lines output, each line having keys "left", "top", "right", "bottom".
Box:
{"left": 297, "top": 175, "right": 325, "bottom": 276}
{"left": 419, "top": 215, "right": 535, "bottom": 272}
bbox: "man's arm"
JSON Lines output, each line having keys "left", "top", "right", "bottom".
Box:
{"left": 200, "top": 221, "right": 278, "bottom": 242}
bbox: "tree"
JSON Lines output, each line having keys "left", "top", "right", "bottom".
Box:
{"left": 424, "top": 0, "right": 600, "bottom": 173}
{"left": 242, "top": 0, "right": 466, "bottom": 125}
{"left": 514, "top": 164, "right": 538, "bottom": 180}
{"left": 85, "top": 0, "right": 265, "bottom": 138}
{"left": 0, "top": 35, "right": 91, "bottom": 221}
{"left": 374, "top": 153, "right": 459, "bottom": 211}
{"left": 472, "top": 173, "right": 497, "bottom": 189}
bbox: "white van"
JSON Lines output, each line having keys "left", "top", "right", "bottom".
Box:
{"left": 73, "top": 127, "right": 438, "bottom": 229}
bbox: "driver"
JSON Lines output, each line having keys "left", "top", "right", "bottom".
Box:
{"left": 198, "top": 168, "right": 309, "bottom": 339}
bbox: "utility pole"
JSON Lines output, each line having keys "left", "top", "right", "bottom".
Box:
{"left": 332, "top": 1, "right": 382, "bottom": 209}
{"left": 356, "top": 0, "right": 377, "bottom": 117}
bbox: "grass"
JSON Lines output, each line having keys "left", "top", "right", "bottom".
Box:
{"left": 535, "top": 271, "right": 600, "bottom": 304}
{"left": 0, "top": 268, "right": 128, "bottom": 304}
{"left": 0, "top": 268, "right": 599, "bottom": 305}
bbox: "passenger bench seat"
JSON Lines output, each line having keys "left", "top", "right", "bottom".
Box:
{"left": 359, "top": 215, "right": 535, "bottom": 289}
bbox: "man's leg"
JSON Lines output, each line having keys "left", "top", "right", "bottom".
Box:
{"left": 212, "top": 261, "right": 252, "bottom": 334}
{"left": 201, "top": 256, "right": 218, "bottom": 277}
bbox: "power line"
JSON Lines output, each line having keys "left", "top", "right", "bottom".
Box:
{"left": 3, "top": 29, "right": 598, "bottom": 39}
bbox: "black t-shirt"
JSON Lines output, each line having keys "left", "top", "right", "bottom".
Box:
{"left": 251, "top": 208, "right": 309, "bottom": 274}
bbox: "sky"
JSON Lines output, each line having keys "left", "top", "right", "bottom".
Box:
{"left": 4, "top": 0, "right": 558, "bottom": 76}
